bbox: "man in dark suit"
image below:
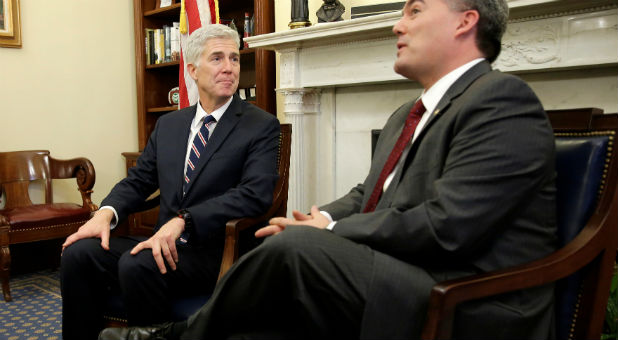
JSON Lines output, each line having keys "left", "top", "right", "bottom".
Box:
{"left": 60, "top": 24, "right": 280, "bottom": 340}
{"left": 101, "top": 0, "right": 557, "bottom": 339}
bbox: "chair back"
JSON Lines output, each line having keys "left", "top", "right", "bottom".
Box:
{"left": 0, "top": 150, "right": 53, "bottom": 208}
{"left": 548, "top": 109, "right": 618, "bottom": 340}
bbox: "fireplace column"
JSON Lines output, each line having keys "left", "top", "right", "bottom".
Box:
{"left": 278, "top": 48, "right": 322, "bottom": 214}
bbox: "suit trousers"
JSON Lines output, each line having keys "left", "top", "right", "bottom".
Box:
{"left": 180, "top": 226, "right": 375, "bottom": 339}
{"left": 60, "top": 236, "right": 219, "bottom": 340}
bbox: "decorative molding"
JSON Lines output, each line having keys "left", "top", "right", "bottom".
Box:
{"left": 510, "top": 4, "right": 618, "bottom": 23}
{"left": 499, "top": 22, "right": 561, "bottom": 67}
{"left": 495, "top": 9, "right": 618, "bottom": 71}
{"left": 278, "top": 88, "right": 321, "bottom": 115}
{"left": 245, "top": 11, "right": 400, "bottom": 50}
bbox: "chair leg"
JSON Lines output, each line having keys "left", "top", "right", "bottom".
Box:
{"left": 0, "top": 225, "right": 11, "bottom": 302}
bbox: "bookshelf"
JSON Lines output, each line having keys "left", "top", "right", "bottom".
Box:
{"left": 132, "top": 0, "right": 276, "bottom": 151}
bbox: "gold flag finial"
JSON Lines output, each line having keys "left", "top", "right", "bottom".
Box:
{"left": 179, "top": 0, "right": 188, "bottom": 34}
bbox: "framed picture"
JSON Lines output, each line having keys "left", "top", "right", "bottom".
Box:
{"left": 0, "top": 0, "right": 21, "bottom": 48}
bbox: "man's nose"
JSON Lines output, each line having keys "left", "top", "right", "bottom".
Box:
{"left": 221, "top": 58, "right": 233, "bottom": 72}
{"left": 393, "top": 18, "right": 404, "bottom": 35}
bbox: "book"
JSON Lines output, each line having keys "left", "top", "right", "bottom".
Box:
{"left": 243, "top": 12, "right": 251, "bottom": 48}
{"left": 171, "top": 22, "right": 180, "bottom": 61}
{"left": 164, "top": 25, "right": 171, "bottom": 62}
{"left": 238, "top": 88, "right": 247, "bottom": 100}
{"left": 146, "top": 28, "right": 155, "bottom": 65}
{"left": 145, "top": 29, "right": 150, "bottom": 65}
{"left": 154, "top": 29, "right": 161, "bottom": 64}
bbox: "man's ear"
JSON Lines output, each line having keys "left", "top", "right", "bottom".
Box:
{"left": 187, "top": 63, "right": 198, "bottom": 81}
{"left": 455, "top": 9, "right": 479, "bottom": 38}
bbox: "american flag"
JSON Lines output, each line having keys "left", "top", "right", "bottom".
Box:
{"left": 178, "top": 0, "right": 220, "bottom": 109}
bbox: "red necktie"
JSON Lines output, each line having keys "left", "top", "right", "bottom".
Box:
{"left": 363, "top": 99, "right": 426, "bottom": 213}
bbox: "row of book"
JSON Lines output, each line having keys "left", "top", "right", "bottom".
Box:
{"left": 144, "top": 16, "right": 255, "bottom": 66}
{"left": 145, "top": 23, "right": 180, "bottom": 65}
{"left": 238, "top": 87, "right": 256, "bottom": 101}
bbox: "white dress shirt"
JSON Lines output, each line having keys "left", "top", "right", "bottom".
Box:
{"left": 182, "top": 97, "right": 232, "bottom": 176}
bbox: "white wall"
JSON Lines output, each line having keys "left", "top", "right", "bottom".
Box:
{"left": 0, "top": 2, "right": 137, "bottom": 206}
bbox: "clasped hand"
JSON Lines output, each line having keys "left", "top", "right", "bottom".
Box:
{"left": 256, "top": 205, "right": 329, "bottom": 238}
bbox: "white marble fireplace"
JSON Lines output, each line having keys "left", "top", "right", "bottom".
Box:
{"left": 246, "top": 0, "right": 618, "bottom": 215}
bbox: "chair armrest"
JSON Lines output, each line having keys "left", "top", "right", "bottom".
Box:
{"left": 49, "top": 156, "right": 97, "bottom": 211}
{"left": 217, "top": 179, "right": 288, "bottom": 281}
{"left": 421, "top": 199, "right": 618, "bottom": 340}
{"left": 217, "top": 213, "right": 275, "bottom": 282}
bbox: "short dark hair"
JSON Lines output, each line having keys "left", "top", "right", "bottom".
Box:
{"left": 447, "top": 0, "right": 509, "bottom": 63}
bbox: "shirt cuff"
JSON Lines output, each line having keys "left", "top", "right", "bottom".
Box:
{"left": 99, "top": 206, "right": 119, "bottom": 230}
{"left": 320, "top": 210, "right": 336, "bottom": 231}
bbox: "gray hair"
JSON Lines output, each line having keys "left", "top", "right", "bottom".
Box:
{"left": 447, "top": 0, "right": 509, "bottom": 63}
{"left": 184, "top": 24, "right": 240, "bottom": 67}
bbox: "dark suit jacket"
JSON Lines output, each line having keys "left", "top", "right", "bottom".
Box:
{"left": 321, "top": 61, "right": 557, "bottom": 339}
{"left": 102, "top": 95, "right": 280, "bottom": 250}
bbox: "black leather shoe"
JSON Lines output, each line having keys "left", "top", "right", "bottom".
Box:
{"left": 98, "top": 322, "right": 174, "bottom": 340}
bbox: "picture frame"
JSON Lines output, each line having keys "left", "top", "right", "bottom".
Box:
{"left": 0, "top": 0, "right": 21, "bottom": 48}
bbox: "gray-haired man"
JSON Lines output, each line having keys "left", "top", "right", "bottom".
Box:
{"left": 61, "top": 24, "right": 279, "bottom": 340}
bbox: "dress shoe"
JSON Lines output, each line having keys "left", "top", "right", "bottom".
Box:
{"left": 98, "top": 322, "right": 174, "bottom": 340}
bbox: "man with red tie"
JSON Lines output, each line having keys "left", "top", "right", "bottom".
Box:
{"left": 101, "top": 0, "right": 557, "bottom": 339}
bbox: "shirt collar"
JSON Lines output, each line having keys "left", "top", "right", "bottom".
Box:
{"left": 420, "top": 58, "right": 484, "bottom": 114}
{"left": 192, "top": 96, "right": 234, "bottom": 128}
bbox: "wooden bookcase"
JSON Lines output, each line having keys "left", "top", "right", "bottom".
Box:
{"left": 132, "top": 0, "right": 276, "bottom": 150}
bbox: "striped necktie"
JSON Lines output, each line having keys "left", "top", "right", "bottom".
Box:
{"left": 184, "top": 115, "right": 216, "bottom": 194}
{"left": 363, "top": 99, "right": 426, "bottom": 213}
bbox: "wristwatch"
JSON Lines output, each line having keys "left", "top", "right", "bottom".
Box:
{"left": 177, "top": 209, "right": 193, "bottom": 244}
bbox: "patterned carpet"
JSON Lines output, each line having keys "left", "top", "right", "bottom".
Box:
{"left": 0, "top": 269, "right": 62, "bottom": 340}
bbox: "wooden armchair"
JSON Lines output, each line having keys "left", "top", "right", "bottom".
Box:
{"left": 104, "top": 123, "right": 292, "bottom": 325}
{"left": 421, "top": 109, "right": 618, "bottom": 339}
{"left": 0, "top": 150, "right": 97, "bottom": 302}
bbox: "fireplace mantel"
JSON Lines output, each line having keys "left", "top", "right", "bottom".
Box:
{"left": 245, "top": 1, "right": 618, "bottom": 214}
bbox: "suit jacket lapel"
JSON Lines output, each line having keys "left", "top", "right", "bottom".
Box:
{"left": 183, "top": 96, "right": 243, "bottom": 196}
{"left": 378, "top": 61, "right": 492, "bottom": 208}
{"left": 363, "top": 102, "right": 413, "bottom": 206}
{"left": 422, "top": 61, "right": 492, "bottom": 134}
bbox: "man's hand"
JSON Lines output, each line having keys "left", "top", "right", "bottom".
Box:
{"left": 62, "top": 209, "right": 114, "bottom": 253}
{"left": 256, "top": 205, "right": 329, "bottom": 238}
{"left": 130, "top": 217, "right": 185, "bottom": 274}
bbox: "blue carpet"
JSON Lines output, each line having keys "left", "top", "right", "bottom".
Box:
{"left": 0, "top": 269, "right": 62, "bottom": 340}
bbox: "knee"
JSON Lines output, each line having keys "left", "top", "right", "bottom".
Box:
{"left": 118, "top": 251, "right": 156, "bottom": 284}
{"left": 261, "top": 226, "right": 324, "bottom": 257}
{"left": 60, "top": 238, "right": 101, "bottom": 271}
